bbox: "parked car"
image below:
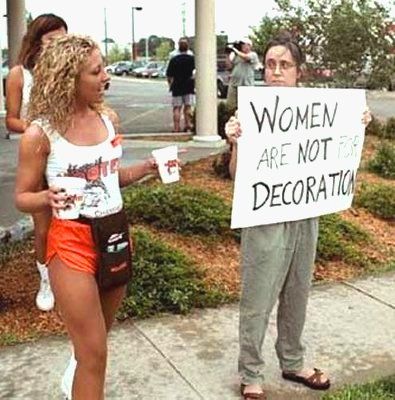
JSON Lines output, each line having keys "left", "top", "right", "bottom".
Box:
{"left": 105, "top": 62, "right": 122, "bottom": 74}
{"left": 113, "top": 61, "right": 135, "bottom": 76}
{"left": 132, "top": 62, "right": 165, "bottom": 78}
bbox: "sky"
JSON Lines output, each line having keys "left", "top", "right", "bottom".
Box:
{"left": 1, "top": 0, "right": 394, "bottom": 51}
{"left": 0, "top": 0, "right": 278, "bottom": 50}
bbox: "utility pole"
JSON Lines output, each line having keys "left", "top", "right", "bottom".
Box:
{"left": 145, "top": 37, "right": 149, "bottom": 62}
{"left": 104, "top": 7, "right": 108, "bottom": 61}
{"left": 131, "top": 6, "right": 142, "bottom": 61}
{"left": 181, "top": 1, "right": 186, "bottom": 37}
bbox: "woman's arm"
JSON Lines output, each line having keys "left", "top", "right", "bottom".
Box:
{"left": 118, "top": 159, "right": 158, "bottom": 188}
{"left": 225, "top": 115, "right": 242, "bottom": 180}
{"left": 5, "top": 66, "right": 28, "bottom": 133}
{"left": 15, "top": 125, "right": 64, "bottom": 213}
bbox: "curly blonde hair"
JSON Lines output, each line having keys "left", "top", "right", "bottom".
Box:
{"left": 28, "top": 34, "right": 112, "bottom": 134}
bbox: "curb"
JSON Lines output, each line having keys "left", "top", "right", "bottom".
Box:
{"left": 0, "top": 215, "right": 34, "bottom": 245}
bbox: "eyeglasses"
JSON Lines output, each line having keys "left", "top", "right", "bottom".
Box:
{"left": 265, "top": 59, "right": 296, "bottom": 71}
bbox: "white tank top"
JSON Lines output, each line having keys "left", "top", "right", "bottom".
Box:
{"left": 21, "top": 67, "right": 33, "bottom": 119}
{"left": 32, "top": 114, "right": 123, "bottom": 218}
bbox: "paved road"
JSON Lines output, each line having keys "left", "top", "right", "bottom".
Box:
{"left": 107, "top": 77, "right": 395, "bottom": 134}
{"left": 365, "top": 90, "right": 395, "bottom": 120}
{"left": 106, "top": 77, "right": 173, "bottom": 134}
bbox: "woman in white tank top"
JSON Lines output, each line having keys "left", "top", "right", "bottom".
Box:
{"left": 15, "top": 35, "right": 160, "bottom": 400}
{"left": 5, "top": 14, "right": 68, "bottom": 314}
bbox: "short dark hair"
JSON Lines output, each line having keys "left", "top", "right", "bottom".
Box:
{"left": 263, "top": 31, "right": 305, "bottom": 68}
{"left": 18, "top": 13, "right": 68, "bottom": 70}
{"left": 178, "top": 38, "right": 189, "bottom": 53}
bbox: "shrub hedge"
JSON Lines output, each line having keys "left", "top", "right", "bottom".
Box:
{"left": 123, "top": 184, "right": 231, "bottom": 236}
{"left": 367, "top": 142, "right": 395, "bottom": 179}
{"left": 317, "top": 213, "right": 374, "bottom": 268}
{"left": 118, "top": 228, "right": 229, "bottom": 319}
{"left": 354, "top": 182, "right": 395, "bottom": 220}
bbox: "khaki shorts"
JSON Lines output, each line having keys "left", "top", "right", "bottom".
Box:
{"left": 172, "top": 94, "right": 195, "bottom": 107}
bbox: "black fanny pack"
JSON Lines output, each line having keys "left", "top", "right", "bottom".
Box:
{"left": 88, "top": 209, "right": 132, "bottom": 290}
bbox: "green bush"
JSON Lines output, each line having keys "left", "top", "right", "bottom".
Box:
{"left": 118, "top": 228, "right": 229, "bottom": 319}
{"left": 354, "top": 182, "right": 395, "bottom": 220}
{"left": 365, "top": 115, "right": 383, "bottom": 136}
{"left": 317, "top": 213, "right": 373, "bottom": 268}
{"left": 367, "top": 142, "right": 395, "bottom": 179}
{"left": 382, "top": 116, "right": 395, "bottom": 140}
{"left": 123, "top": 184, "right": 231, "bottom": 236}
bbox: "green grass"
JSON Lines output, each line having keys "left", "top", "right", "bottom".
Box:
{"left": 0, "top": 332, "right": 21, "bottom": 346}
{"left": 322, "top": 376, "right": 395, "bottom": 399}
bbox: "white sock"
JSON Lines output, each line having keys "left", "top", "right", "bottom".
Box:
{"left": 36, "top": 260, "right": 48, "bottom": 280}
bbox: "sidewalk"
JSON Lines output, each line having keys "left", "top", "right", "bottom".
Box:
{"left": 0, "top": 272, "right": 394, "bottom": 399}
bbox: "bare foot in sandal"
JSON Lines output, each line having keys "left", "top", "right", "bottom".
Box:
{"left": 282, "top": 367, "right": 330, "bottom": 390}
{"left": 240, "top": 383, "right": 267, "bottom": 399}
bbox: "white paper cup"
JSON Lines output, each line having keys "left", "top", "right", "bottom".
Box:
{"left": 151, "top": 145, "right": 180, "bottom": 184}
{"left": 51, "top": 176, "right": 86, "bottom": 219}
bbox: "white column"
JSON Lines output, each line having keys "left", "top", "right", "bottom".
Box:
{"left": 7, "top": 0, "right": 26, "bottom": 68}
{"left": 194, "top": 0, "right": 223, "bottom": 144}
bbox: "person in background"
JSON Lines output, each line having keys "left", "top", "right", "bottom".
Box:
{"left": 15, "top": 34, "right": 160, "bottom": 400}
{"left": 6, "top": 13, "right": 68, "bottom": 312}
{"left": 226, "top": 37, "right": 259, "bottom": 111}
{"left": 169, "top": 36, "right": 194, "bottom": 58}
{"left": 166, "top": 37, "right": 195, "bottom": 133}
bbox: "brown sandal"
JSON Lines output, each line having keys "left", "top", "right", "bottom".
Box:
{"left": 240, "top": 384, "right": 267, "bottom": 400}
{"left": 282, "top": 368, "right": 330, "bottom": 390}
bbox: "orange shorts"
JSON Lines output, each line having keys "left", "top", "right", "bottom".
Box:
{"left": 46, "top": 218, "right": 98, "bottom": 275}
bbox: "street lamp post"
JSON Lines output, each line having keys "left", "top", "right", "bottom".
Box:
{"left": 131, "top": 6, "right": 142, "bottom": 61}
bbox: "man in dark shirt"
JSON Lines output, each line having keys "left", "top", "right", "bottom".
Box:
{"left": 166, "top": 38, "right": 195, "bottom": 132}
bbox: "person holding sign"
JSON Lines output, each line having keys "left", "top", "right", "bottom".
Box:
{"left": 14, "top": 34, "right": 159, "bottom": 399}
{"left": 226, "top": 32, "right": 372, "bottom": 400}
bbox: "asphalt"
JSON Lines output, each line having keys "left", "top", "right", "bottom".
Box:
{"left": 1, "top": 118, "right": 395, "bottom": 400}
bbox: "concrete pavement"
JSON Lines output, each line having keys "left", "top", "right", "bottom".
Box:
{"left": 0, "top": 272, "right": 394, "bottom": 399}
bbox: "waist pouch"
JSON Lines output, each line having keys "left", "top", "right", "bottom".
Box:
{"left": 89, "top": 209, "right": 132, "bottom": 289}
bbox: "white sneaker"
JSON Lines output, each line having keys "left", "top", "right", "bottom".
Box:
{"left": 61, "top": 356, "right": 77, "bottom": 400}
{"left": 35, "top": 266, "right": 55, "bottom": 311}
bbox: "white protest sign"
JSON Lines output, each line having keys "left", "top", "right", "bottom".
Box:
{"left": 231, "top": 86, "right": 366, "bottom": 229}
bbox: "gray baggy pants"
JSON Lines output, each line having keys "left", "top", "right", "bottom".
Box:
{"left": 238, "top": 218, "right": 319, "bottom": 385}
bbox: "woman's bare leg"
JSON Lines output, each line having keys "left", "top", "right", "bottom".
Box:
{"left": 49, "top": 256, "right": 107, "bottom": 400}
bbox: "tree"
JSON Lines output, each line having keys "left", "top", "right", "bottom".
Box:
{"left": 155, "top": 41, "right": 172, "bottom": 61}
{"left": 251, "top": 0, "right": 395, "bottom": 87}
{"left": 108, "top": 44, "right": 130, "bottom": 64}
{"left": 137, "top": 36, "right": 175, "bottom": 60}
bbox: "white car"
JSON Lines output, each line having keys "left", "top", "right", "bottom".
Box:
{"left": 105, "top": 63, "right": 119, "bottom": 74}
